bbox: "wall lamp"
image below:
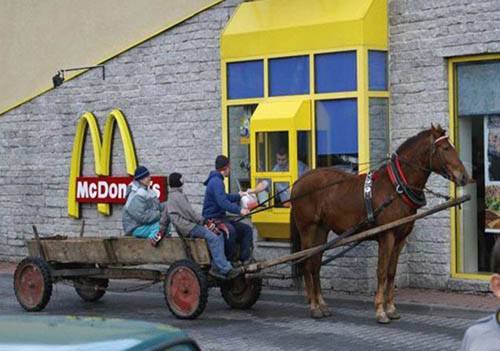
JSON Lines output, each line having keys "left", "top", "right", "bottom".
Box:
{"left": 52, "top": 65, "right": 105, "bottom": 88}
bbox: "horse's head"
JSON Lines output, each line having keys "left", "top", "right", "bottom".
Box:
{"left": 428, "top": 123, "right": 469, "bottom": 187}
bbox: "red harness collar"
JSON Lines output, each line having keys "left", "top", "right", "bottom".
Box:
{"left": 386, "top": 154, "right": 421, "bottom": 209}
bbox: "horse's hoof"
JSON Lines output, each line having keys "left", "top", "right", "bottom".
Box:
{"left": 310, "top": 308, "right": 324, "bottom": 319}
{"left": 376, "top": 312, "right": 391, "bottom": 324}
{"left": 386, "top": 309, "right": 400, "bottom": 320}
{"left": 320, "top": 306, "right": 332, "bottom": 317}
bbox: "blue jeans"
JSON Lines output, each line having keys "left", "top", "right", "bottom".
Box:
{"left": 132, "top": 222, "right": 160, "bottom": 239}
{"left": 189, "top": 225, "right": 232, "bottom": 274}
{"left": 223, "top": 220, "right": 253, "bottom": 262}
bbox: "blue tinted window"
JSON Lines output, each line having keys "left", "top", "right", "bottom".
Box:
{"left": 316, "top": 99, "right": 358, "bottom": 155}
{"left": 369, "top": 51, "right": 388, "bottom": 91}
{"left": 269, "top": 56, "right": 309, "bottom": 96}
{"left": 227, "top": 60, "right": 264, "bottom": 99}
{"left": 315, "top": 51, "right": 357, "bottom": 93}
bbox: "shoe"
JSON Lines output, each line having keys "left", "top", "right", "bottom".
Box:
{"left": 208, "top": 267, "right": 227, "bottom": 280}
{"left": 149, "top": 230, "right": 165, "bottom": 247}
{"left": 242, "top": 257, "right": 256, "bottom": 266}
{"left": 231, "top": 261, "right": 242, "bottom": 268}
{"left": 226, "top": 267, "right": 243, "bottom": 280}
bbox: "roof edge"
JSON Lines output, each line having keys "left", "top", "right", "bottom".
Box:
{"left": 0, "top": 0, "right": 224, "bottom": 118}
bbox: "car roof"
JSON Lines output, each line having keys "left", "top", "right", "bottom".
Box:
{"left": 0, "top": 315, "right": 198, "bottom": 351}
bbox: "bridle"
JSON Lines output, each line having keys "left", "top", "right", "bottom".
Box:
{"left": 387, "top": 133, "right": 456, "bottom": 209}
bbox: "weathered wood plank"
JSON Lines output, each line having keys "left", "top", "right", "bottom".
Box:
{"left": 26, "top": 237, "right": 211, "bottom": 266}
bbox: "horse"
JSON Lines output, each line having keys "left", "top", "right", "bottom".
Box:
{"left": 290, "top": 124, "right": 470, "bottom": 323}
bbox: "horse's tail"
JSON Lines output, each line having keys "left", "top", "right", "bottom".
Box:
{"left": 290, "top": 208, "right": 303, "bottom": 289}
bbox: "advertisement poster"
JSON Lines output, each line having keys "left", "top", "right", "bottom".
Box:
{"left": 484, "top": 116, "right": 500, "bottom": 233}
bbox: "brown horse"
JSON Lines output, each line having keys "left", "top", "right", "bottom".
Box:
{"left": 290, "top": 124, "right": 469, "bottom": 323}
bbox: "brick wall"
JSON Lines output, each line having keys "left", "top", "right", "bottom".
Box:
{"left": 388, "top": 0, "right": 500, "bottom": 289}
{"left": 0, "top": 0, "right": 242, "bottom": 261}
{"left": 2, "top": 0, "right": 497, "bottom": 293}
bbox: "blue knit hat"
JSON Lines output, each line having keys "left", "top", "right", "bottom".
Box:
{"left": 134, "top": 166, "right": 150, "bottom": 181}
{"left": 215, "top": 155, "right": 230, "bottom": 170}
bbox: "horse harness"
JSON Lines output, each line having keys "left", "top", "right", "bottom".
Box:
{"left": 363, "top": 134, "right": 452, "bottom": 222}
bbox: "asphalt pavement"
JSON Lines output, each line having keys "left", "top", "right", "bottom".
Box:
{"left": 2, "top": 271, "right": 496, "bottom": 351}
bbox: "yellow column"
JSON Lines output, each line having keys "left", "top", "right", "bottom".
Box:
{"left": 357, "top": 47, "right": 370, "bottom": 172}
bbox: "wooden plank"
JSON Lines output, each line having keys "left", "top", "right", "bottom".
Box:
{"left": 50, "top": 267, "right": 163, "bottom": 281}
{"left": 26, "top": 237, "right": 211, "bottom": 266}
{"left": 112, "top": 237, "right": 210, "bottom": 265}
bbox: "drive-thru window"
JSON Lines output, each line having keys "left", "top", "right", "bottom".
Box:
{"left": 221, "top": 0, "right": 389, "bottom": 239}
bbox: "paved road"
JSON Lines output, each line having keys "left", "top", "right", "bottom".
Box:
{"left": 1, "top": 273, "right": 489, "bottom": 351}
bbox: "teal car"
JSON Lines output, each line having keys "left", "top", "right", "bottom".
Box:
{"left": 0, "top": 316, "right": 200, "bottom": 351}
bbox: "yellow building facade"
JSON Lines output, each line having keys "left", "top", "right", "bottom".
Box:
{"left": 221, "top": 0, "right": 389, "bottom": 239}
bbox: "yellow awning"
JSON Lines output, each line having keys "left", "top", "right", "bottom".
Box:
{"left": 221, "top": 0, "right": 387, "bottom": 59}
{"left": 221, "top": 0, "right": 387, "bottom": 60}
{"left": 250, "top": 100, "right": 311, "bottom": 131}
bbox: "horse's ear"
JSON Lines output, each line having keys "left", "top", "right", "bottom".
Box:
{"left": 430, "top": 123, "right": 445, "bottom": 136}
{"left": 436, "top": 123, "right": 445, "bottom": 135}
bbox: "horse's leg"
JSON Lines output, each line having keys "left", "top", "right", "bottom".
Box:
{"left": 385, "top": 238, "right": 406, "bottom": 320}
{"left": 301, "top": 224, "right": 322, "bottom": 319}
{"left": 375, "top": 231, "right": 396, "bottom": 324}
{"left": 313, "top": 228, "right": 330, "bottom": 317}
{"left": 313, "top": 258, "right": 331, "bottom": 317}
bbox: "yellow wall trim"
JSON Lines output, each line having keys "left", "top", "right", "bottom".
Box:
{"left": 449, "top": 53, "right": 500, "bottom": 279}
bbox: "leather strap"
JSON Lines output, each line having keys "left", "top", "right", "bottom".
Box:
{"left": 364, "top": 171, "right": 376, "bottom": 223}
{"left": 387, "top": 154, "right": 426, "bottom": 209}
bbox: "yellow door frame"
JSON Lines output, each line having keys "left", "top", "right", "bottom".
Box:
{"left": 448, "top": 53, "right": 500, "bottom": 281}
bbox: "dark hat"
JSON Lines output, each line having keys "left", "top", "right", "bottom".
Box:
{"left": 215, "top": 155, "right": 230, "bottom": 170}
{"left": 168, "top": 172, "right": 183, "bottom": 188}
{"left": 134, "top": 166, "right": 150, "bottom": 181}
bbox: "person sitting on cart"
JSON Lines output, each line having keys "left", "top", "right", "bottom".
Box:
{"left": 122, "top": 166, "right": 170, "bottom": 247}
{"left": 167, "top": 172, "right": 242, "bottom": 280}
{"left": 202, "top": 155, "right": 254, "bottom": 265}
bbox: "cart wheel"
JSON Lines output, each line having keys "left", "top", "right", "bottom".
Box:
{"left": 13, "top": 257, "right": 53, "bottom": 312}
{"left": 74, "top": 278, "right": 109, "bottom": 302}
{"left": 164, "top": 260, "right": 208, "bottom": 319}
{"left": 220, "top": 275, "right": 262, "bottom": 309}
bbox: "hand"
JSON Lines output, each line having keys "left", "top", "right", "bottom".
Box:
{"left": 205, "top": 222, "right": 216, "bottom": 231}
{"left": 240, "top": 208, "right": 250, "bottom": 216}
{"left": 246, "top": 188, "right": 255, "bottom": 194}
{"left": 238, "top": 191, "right": 247, "bottom": 197}
{"left": 204, "top": 219, "right": 216, "bottom": 231}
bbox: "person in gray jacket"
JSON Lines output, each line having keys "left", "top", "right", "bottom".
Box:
{"left": 122, "top": 166, "right": 170, "bottom": 246}
{"left": 460, "top": 239, "right": 500, "bottom": 351}
{"left": 167, "top": 172, "right": 241, "bottom": 280}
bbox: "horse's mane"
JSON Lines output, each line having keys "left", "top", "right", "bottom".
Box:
{"left": 395, "top": 129, "right": 432, "bottom": 154}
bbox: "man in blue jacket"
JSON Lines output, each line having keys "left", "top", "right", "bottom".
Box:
{"left": 202, "top": 155, "right": 253, "bottom": 264}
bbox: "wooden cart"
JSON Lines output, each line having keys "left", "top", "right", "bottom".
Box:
{"left": 13, "top": 196, "right": 470, "bottom": 319}
{"left": 13, "top": 234, "right": 262, "bottom": 319}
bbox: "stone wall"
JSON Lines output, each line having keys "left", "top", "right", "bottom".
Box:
{"left": 388, "top": 0, "right": 500, "bottom": 289}
{"left": 1, "top": 0, "right": 497, "bottom": 293}
{"left": 0, "top": 0, "right": 242, "bottom": 261}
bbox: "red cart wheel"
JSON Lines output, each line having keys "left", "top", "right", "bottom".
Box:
{"left": 13, "top": 257, "right": 53, "bottom": 312}
{"left": 164, "top": 260, "right": 208, "bottom": 319}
